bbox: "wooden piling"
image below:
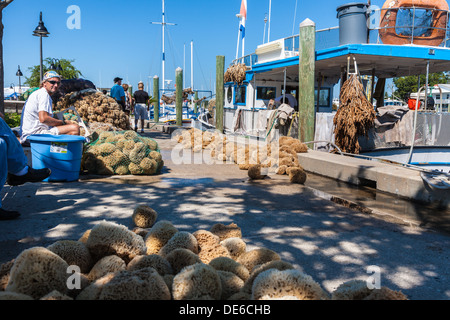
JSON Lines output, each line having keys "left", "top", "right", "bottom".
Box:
{"left": 298, "top": 18, "right": 316, "bottom": 145}
{"left": 153, "top": 76, "right": 160, "bottom": 123}
{"left": 176, "top": 67, "right": 183, "bottom": 127}
{"left": 216, "top": 56, "right": 225, "bottom": 133}
{"left": 194, "top": 91, "right": 198, "bottom": 113}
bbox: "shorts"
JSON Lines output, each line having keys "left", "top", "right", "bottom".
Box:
{"left": 21, "top": 127, "right": 60, "bottom": 144}
{"left": 35, "top": 127, "right": 60, "bottom": 136}
{"left": 134, "top": 104, "right": 149, "bottom": 120}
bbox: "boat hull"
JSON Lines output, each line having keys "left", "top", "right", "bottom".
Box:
{"left": 361, "top": 146, "right": 450, "bottom": 172}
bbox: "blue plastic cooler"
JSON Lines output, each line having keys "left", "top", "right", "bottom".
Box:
{"left": 28, "top": 134, "right": 86, "bottom": 182}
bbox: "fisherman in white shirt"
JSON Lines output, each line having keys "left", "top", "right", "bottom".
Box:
{"left": 20, "top": 71, "right": 80, "bottom": 145}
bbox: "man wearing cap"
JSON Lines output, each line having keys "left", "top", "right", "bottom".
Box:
{"left": 133, "top": 81, "right": 150, "bottom": 133}
{"left": 20, "top": 71, "right": 80, "bottom": 145}
{"left": 110, "top": 77, "right": 126, "bottom": 111}
{"left": 0, "top": 111, "right": 51, "bottom": 220}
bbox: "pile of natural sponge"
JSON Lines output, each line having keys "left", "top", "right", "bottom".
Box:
{"left": 176, "top": 128, "right": 308, "bottom": 184}
{"left": 55, "top": 90, "right": 131, "bottom": 131}
{"left": 0, "top": 205, "right": 408, "bottom": 300}
{"left": 81, "top": 130, "right": 164, "bottom": 176}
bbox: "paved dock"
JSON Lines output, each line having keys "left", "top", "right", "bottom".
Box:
{"left": 0, "top": 127, "right": 449, "bottom": 300}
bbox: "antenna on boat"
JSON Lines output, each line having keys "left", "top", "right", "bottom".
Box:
{"left": 263, "top": 13, "right": 268, "bottom": 43}
{"left": 151, "top": 0, "right": 177, "bottom": 95}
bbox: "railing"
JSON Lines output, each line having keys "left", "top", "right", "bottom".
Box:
{"left": 231, "top": 6, "right": 450, "bottom": 68}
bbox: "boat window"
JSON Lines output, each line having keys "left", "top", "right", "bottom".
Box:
{"left": 314, "top": 88, "right": 330, "bottom": 107}
{"left": 395, "top": 8, "right": 433, "bottom": 37}
{"left": 256, "top": 87, "right": 276, "bottom": 100}
{"left": 235, "top": 85, "right": 246, "bottom": 105}
{"left": 226, "top": 86, "right": 233, "bottom": 104}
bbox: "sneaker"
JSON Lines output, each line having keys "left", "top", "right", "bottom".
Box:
{"left": 141, "top": 130, "right": 144, "bottom": 134}
{"left": 0, "top": 208, "right": 20, "bottom": 220}
{"left": 7, "top": 168, "right": 51, "bottom": 186}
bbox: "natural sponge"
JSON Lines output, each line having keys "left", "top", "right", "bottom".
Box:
{"left": 127, "top": 254, "right": 173, "bottom": 276}
{"left": 251, "top": 269, "right": 329, "bottom": 300}
{"left": 210, "top": 223, "right": 242, "bottom": 241}
{"left": 96, "top": 267, "right": 171, "bottom": 300}
{"left": 87, "top": 255, "right": 126, "bottom": 281}
{"left": 209, "top": 256, "right": 250, "bottom": 282}
{"left": 217, "top": 270, "right": 244, "bottom": 300}
{"left": 159, "top": 231, "right": 199, "bottom": 257}
{"left": 144, "top": 220, "right": 178, "bottom": 255}
{"left": 287, "top": 167, "right": 307, "bottom": 184}
{"left": 6, "top": 247, "right": 69, "bottom": 299}
{"left": 331, "top": 280, "right": 408, "bottom": 300}
{"left": 86, "top": 220, "right": 147, "bottom": 263}
{"left": 132, "top": 205, "right": 158, "bottom": 228}
{"left": 236, "top": 248, "right": 280, "bottom": 272}
{"left": 193, "top": 230, "right": 220, "bottom": 248}
{"left": 47, "top": 240, "right": 93, "bottom": 273}
{"left": 241, "top": 260, "right": 295, "bottom": 294}
{"left": 197, "top": 243, "right": 231, "bottom": 264}
{"left": 165, "top": 248, "right": 202, "bottom": 274}
{"left": 247, "top": 164, "right": 267, "bottom": 180}
{"left": 172, "top": 263, "right": 222, "bottom": 300}
{"left": 220, "top": 237, "right": 246, "bottom": 260}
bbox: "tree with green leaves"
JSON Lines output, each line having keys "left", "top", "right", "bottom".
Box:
{"left": 24, "top": 58, "right": 83, "bottom": 88}
{"left": 393, "top": 72, "right": 450, "bottom": 101}
{"left": 0, "top": 0, "right": 14, "bottom": 115}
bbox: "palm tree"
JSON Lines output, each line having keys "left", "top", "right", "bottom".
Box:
{"left": 25, "top": 58, "right": 83, "bottom": 88}
{"left": 0, "top": 0, "right": 14, "bottom": 115}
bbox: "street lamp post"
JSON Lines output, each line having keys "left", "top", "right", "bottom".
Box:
{"left": 16, "top": 65, "right": 23, "bottom": 95}
{"left": 33, "top": 12, "right": 49, "bottom": 83}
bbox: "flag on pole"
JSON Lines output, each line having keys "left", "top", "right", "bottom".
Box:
{"left": 239, "top": 0, "right": 247, "bottom": 39}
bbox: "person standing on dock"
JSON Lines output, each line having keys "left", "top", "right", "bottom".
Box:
{"left": 133, "top": 81, "right": 150, "bottom": 133}
{"left": 122, "top": 83, "right": 133, "bottom": 116}
{"left": 110, "top": 77, "right": 126, "bottom": 112}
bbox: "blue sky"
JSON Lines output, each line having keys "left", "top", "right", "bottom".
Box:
{"left": 2, "top": 0, "right": 386, "bottom": 97}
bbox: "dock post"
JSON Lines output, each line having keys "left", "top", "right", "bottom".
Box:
{"left": 298, "top": 18, "right": 316, "bottom": 145}
{"left": 176, "top": 67, "right": 183, "bottom": 127}
{"left": 216, "top": 55, "right": 225, "bottom": 133}
{"left": 153, "top": 75, "right": 160, "bottom": 123}
{"left": 194, "top": 91, "right": 198, "bottom": 113}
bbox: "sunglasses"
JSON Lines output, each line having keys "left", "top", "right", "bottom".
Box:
{"left": 47, "top": 80, "right": 61, "bottom": 85}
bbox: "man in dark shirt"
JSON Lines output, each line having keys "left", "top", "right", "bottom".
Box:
{"left": 133, "top": 81, "right": 150, "bottom": 133}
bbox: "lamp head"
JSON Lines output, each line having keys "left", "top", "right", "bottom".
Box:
{"left": 33, "top": 12, "right": 49, "bottom": 36}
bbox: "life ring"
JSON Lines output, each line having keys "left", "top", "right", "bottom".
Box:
{"left": 379, "top": 0, "right": 449, "bottom": 46}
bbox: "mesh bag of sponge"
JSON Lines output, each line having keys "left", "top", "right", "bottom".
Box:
{"left": 81, "top": 130, "right": 164, "bottom": 176}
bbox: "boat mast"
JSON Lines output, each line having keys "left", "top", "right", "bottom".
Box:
{"left": 268, "top": 0, "right": 272, "bottom": 42}
{"left": 191, "top": 40, "right": 194, "bottom": 91}
{"left": 151, "top": 0, "right": 176, "bottom": 94}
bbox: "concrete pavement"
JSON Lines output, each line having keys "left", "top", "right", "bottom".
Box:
{"left": 0, "top": 128, "right": 449, "bottom": 300}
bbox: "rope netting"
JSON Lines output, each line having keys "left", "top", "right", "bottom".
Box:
{"left": 81, "top": 130, "right": 163, "bottom": 176}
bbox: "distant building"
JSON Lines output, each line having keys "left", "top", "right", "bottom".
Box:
{"left": 430, "top": 84, "right": 450, "bottom": 112}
